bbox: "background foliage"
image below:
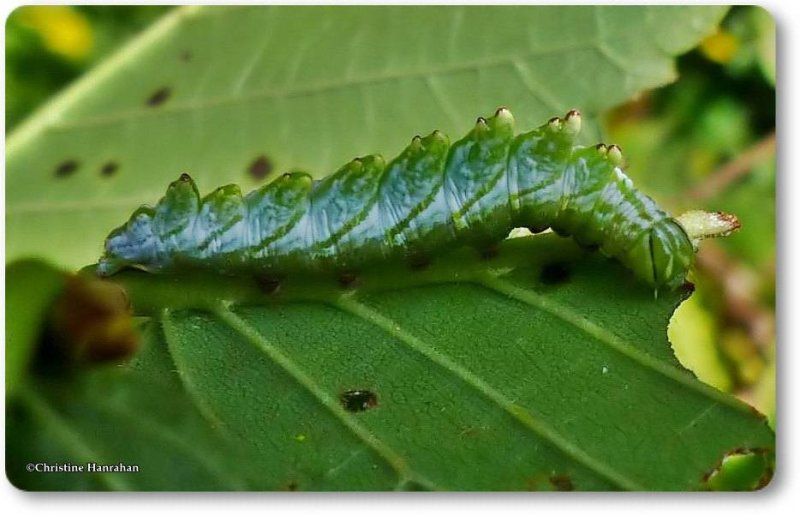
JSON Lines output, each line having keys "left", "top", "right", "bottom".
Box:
{"left": 604, "top": 6, "right": 775, "bottom": 422}
{"left": 5, "top": 5, "right": 775, "bottom": 490}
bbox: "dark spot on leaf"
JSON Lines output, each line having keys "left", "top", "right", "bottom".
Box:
{"left": 100, "top": 161, "right": 119, "bottom": 177}
{"left": 146, "top": 87, "right": 171, "bottom": 107}
{"left": 549, "top": 474, "right": 574, "bottom": 491}
{"left": 54, "top": 160, "right": 79, "bottom": 178}
{"left": 539, "top": 262, "right": 572, "bottom": 285}
{"left": 248, "top": 155, "right": 273, "bottom": 181}
{"left": 398, "top": 480, "right": 430, "bottom": 491}
{"left": 577, "top": 241, "right": 599, "bottom": 252}
{"left": 408, "top": 254, "right": 431, "bottom": 271}
{"left": 337, "top": 272, "right": 358, "bottom": 289}
{"left": 479, "top": 245, "right": 499, "bottom": 260}
{"left": 179, "top": 50, "right": 192, "bottom": 62}
{"left": 340, "top": 389, "right": 378, "bottom": 412}
{"left": 282, "top": 480, "right": 299, "bottom": 491}
{"left": 254, "top": 276, "right": 281, "bottom": 295}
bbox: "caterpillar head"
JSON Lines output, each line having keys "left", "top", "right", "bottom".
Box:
{"left": 97, "top": 174, "right": 199, "bottom": 276}
{"left": 624, "top": 218, "right": 695, "bottom": 290}
{"left": 97, "top": 207, "right": 160, "bottom": 276}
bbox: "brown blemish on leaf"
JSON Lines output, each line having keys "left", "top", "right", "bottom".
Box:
{"left": 337, "top": 272, "right": 359, "bottom": 289}
{"left": 408, "top": 254, "right": 431, "bottom": 271}
{"left": 549, "top": 474, "right": 574, "bottom": 491}
{"left": 399, "top": 480, "right": 430, "bottom": 491}
{"left": 254, "top": 276, "right": 281, "bottom": 295}
{"left": 479, "top": 245, "right": 499, "bottom": 261}
{"left": 46, "top": 275, "right": 138, "bottom": 364}
{"left": 340, "top": 389, "right": 378, "bottom": 412}
{"left": 280, "top": 480, "right": 299, "bottom": 491}
{"left": 146, "top": 87, "right": 171, "bottom": 107}
{"left": 55, "top": 160, "right": 79, "bottom": 178}
{"left": 179, "top": 50, "right": 192, "bottom": 62}
{"left": 458, "top": 425, "right": 480, "bottom": 438}
{"left": 248, "top": 155, "right": 273, "bottom": 181}
{"left": 100, "top": 161, "right": 119, "bottom": 177}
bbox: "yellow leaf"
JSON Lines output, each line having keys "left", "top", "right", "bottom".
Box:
{"left": 17, "top": 6, "right": 93, "bottom": 61}
{"left": 700, "top": 30, "right": 738, "bottom": 64}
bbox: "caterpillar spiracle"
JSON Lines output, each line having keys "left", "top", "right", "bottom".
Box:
{"left": 97, "top": 109, "right": 734, "bottom": 290}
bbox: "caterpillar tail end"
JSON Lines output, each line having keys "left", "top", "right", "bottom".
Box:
{"left": 676, "top": 210, "right": 741, "bottom": 249}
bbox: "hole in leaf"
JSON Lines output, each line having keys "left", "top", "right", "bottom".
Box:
{"left": 408, "top": 254, "right": 431, "bottom": 271}
{"left": 340, "top": 389, "right": 378, "bottom": 412}
{"left": 479, "top": 245, "right": 499, "bottom": 260}
{"left": 100, "top": 161, "right": 119, "bottom": 177}
{"left": 247, "top": 155, "right": 273, "bottom": 181}
{"left": 703, "top": 448, "right": 774, "bottom": 491}
{"left": 539, "top": 262, "right": 572, "bottom": 285}
{"left": 337, "top": 272, "right": 358, "bottom": 289}
{"left": 146, "top": 87, "right": 171, "bottom": 107}
{"left": 54, "top": 160, "right": 79, "bottom": 178}
{"left": 254, "top": 276, "right": 281, "bottom": 295}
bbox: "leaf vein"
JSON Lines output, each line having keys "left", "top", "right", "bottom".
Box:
{"left": 210, "top": 302, "right": 438, "bottom": 490}
{"left": 16, "top": 386, "right": 134, "bottom": 491}
{"left": 335, "top": 294, "right": 644, "bottom": 490}
{"left": 477, "top": 274, "right": 752, "bottom": 414}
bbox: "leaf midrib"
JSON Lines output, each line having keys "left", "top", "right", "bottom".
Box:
{"left": 46, "top": 44, "right": 593, "bottom": 132}
{"left": 17, "top": 6, "right": 670, "bottom": 136}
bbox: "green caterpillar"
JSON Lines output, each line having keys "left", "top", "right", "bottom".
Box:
{"left": 97, "top": 109, "right": 721, "bottom": 290}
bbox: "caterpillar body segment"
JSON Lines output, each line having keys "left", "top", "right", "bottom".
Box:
{"left": 98, "top": 109, "right": 697, "bottom": 290}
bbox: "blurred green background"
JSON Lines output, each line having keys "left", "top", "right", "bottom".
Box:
{"left": 6, "top": 5, "right": 775, "bottom": 424}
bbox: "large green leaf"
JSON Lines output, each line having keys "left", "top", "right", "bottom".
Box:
{"left": 5, "top": 260, "right": 67, "bottom": 397}
{"left": 6, "top": 5, "right": 728, "bottom": 270}
{"left": 7, "top": 235, "right": 774, "bottom": 491}
{"left": 8, "top": 5, "right": 770, "bottom": 493}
